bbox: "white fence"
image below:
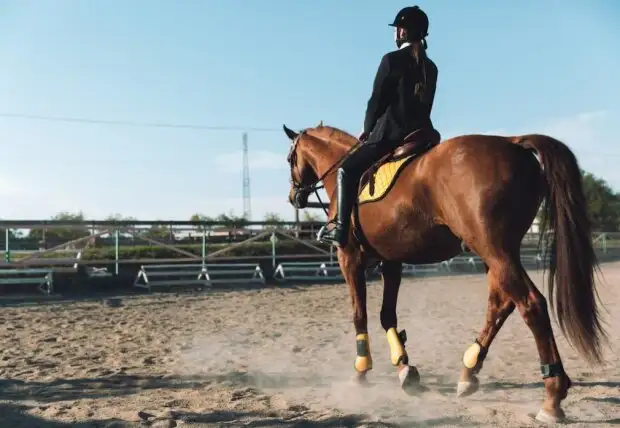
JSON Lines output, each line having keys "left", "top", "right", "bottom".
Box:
{"left": 133, "top": 262, "right": 265, "bottom": 292}
{"left": 272, "top": 251, "right": 553, "bottom": 284}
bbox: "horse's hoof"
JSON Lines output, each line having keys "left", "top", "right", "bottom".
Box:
{"left": 399, "top": 365, "right": 425, "bottom": 395}
{"left": 534, "top": 408, "right": 566, "bottom": 424}
{"left": 456, "top": 377, "right": 480, "bottom": 397}
{"left": 351, "top": 371, "right": 371, "bottom": 387}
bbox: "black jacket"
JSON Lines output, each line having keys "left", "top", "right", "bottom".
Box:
{"left": 363, "top": 45, "right": 438, "bottom": 144}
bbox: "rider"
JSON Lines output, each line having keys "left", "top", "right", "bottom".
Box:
{"left": 318, "top": 5, "right": 439, "bottom": 247}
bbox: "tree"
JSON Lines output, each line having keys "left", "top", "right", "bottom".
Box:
{"left": 0, "top": 228, "right": 24, "bottom": 240}
{"left": 214, "top": 212, "right": 248, "bottom": 229}
{"left": 189, "top": 213, "right": 213, "bottom": 232}
{"left": 535, "top": 170, "right": 620, "bottom": 232}
{"left": 105, "top": 213, "right": 137, "bottom": 223}
{"left": 141, "top": 225, "right": 172, "bottom": 241}
{"left": 301, "top": 210, "right": 326, "bottom": 222}
{"left": 264, "top": 212, "right": 284, "bottom": 225}
{"left": 103, "top": 213, "right": 137, "bottom": 235}
{"left": 28, "top": 211, "right": 90, "bottom": 246}
{"left": 581, "top": 172, "right": 620, "bottom": 231}
{"left": 0, "top": 227, "right": 25, "bottom": 250}
{"left": 93, "top": 214, "right": 137, "bottom": 246}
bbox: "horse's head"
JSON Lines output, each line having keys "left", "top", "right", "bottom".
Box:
{"left": 283, "top": 124, "right": 319, "bottom": 209}
{"left": 283, "top": 122, "right": 356, "bottom": 209}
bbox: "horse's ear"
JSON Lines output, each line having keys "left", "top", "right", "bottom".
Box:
{"left": 283, "top": 124, "right": 298, "bottom": 141}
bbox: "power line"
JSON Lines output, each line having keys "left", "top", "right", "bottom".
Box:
{"left": 1, "top": 111, "right": 619, "bottom": 158}
{"left": 0, "top": 112, "right": 282, "bottom": 132}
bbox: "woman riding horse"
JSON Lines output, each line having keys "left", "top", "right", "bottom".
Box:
{"left": 318, "top": 6, "right": 439, "bottom": 247}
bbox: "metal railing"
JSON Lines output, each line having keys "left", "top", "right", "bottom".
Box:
{"left": 0, "top": 221, "right": 616, "bottom": 273}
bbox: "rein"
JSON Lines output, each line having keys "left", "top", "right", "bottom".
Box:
{"left": 288, "top": 130, "right": 362, "bottom": 216}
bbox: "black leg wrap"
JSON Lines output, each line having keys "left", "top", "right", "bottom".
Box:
{"left": 356, "top": 339, "right": 369, "bottom": 357}
{"left": 475, "top": 339, "right": 488, "bottom": 364}
{"left": 541, "top": 362, "right": 565, "bottom": 379}
{"left": 397, "top": 330, "right": 408, "bottom": 365}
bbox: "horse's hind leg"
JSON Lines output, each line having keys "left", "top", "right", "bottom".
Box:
{"left": 476, "top": 256, "right": 571, "bottom": 422}
{"left": 380, "top": 261, "right": 423, "bottom": 395}
{"left": 457, "top": 279, "right": 515, "bottom": 397}
{"left": 515, "top": 265, "right": 571, "bottom": 423}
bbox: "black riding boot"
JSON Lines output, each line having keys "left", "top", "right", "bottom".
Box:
{"left": 318, "top": 168, "right": 354, "bottom": 247}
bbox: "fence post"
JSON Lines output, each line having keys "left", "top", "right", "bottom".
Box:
{"left": 270, "top": 231, "right": 277, "bottom": 268}
{"left": 202, "top": 229, "right": 207, "bottom": 268}
{"left": 4, "top": 228, "right": 10, "bottom": 263}
{"left": 114, "top": 229, "right": 120, "bottom": 275}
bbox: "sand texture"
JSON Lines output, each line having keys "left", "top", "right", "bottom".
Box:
{"left": 0, "top": 263, "right": 618, "bottom": 427}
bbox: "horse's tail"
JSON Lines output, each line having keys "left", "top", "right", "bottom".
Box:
{"left": 515, "top": 134, "right": 607, "bottom": 364}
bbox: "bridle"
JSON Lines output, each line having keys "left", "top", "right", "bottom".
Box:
{"left": 287, "top": 129, "right": 361, "bottom": 216}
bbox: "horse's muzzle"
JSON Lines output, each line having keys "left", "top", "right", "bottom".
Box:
{"left": 290, "top": 188, "right": 309, "bottom": 209}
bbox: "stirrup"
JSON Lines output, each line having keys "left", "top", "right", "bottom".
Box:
{"left": 317, "top": 219, "right": 342, "bottom": 245}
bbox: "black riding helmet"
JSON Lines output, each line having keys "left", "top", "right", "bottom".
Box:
{"left": 389, "top": 6, "right": 429, "bottom": 42}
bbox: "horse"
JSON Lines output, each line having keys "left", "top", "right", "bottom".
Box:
{"left": 282, "top": 122, "right": 607, "bottom": 424}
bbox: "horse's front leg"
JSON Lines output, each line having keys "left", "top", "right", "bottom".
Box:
{"left": 338, "top": 248, "right": 372, "bottom": 382}
{"left": 380, "top": 261, "right": 423, "bottom": 395}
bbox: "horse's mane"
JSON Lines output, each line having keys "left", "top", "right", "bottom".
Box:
{"left": 306, "top": 122, "right": 357, "bottom": 147}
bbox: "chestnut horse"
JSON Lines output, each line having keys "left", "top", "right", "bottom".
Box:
{"left": 282, "top": 122, "right": 607, "bottom": 423}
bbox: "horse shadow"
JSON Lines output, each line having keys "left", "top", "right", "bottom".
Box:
{"left": 0, "top": 401, "right": 473, "bottom": 427}
{"left": 209, "top": 370, "right": 620, "bottom": 426}
{"left": 1, "top": 372, "right": 617, "bottom": 426}
{"left": 0, "top": 373, "right": 206, "bottom": 403}
{"left": 0, "top": 372, "right": 470, "bottom": 427}
{"left": 0, "top": 403, "right": 111, "bottom": 427}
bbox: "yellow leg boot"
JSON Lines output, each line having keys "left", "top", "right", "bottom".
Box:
{"left": 386, "top": 327, "right": 421, "bottom": 395}
{"left": 354, "top": 333, "right": 372, "bottom": 379}
{"left": 386, "top": 327, "right": 409, "bottom": 366}
{"left": 457, "top": 340, "right": 487, "bottom": 397}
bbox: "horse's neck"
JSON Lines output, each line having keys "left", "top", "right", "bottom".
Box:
{"left": 304, "top": 132, "right": 352, "bottom": 200}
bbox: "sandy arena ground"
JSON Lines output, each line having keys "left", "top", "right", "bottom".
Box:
{"left": 0, "top": 262, "right": 618, "bottom": 427}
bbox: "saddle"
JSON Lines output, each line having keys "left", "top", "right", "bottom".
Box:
{"left": 359, "top": 128, "right": 441, "bottom": 199}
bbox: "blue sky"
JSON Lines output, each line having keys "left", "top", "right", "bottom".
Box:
{"left": 0, "top": 0, "right": 618, "bottom": 221}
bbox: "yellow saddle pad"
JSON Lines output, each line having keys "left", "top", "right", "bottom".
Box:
{"left": 358, "top": 156, "right": 413, "bottom": 204}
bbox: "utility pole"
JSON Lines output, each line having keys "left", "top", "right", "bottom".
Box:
{"left": 242, "top": 132, "right": 251, "bottom": 220}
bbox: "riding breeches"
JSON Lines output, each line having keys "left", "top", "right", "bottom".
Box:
{"left": 340, "top": 140, "right": 400, "bottom": 183}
